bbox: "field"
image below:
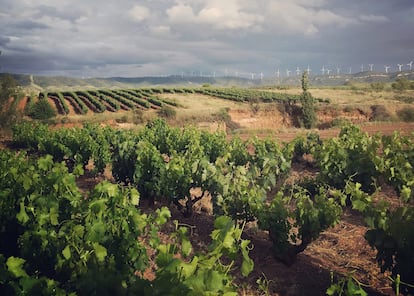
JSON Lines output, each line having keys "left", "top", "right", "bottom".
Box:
{"left": 1, "top": 84, "right": 414, "bottom": 295}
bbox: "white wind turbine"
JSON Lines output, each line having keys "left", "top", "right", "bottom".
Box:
{"left": 407, "top": 61, "right": 413, "bottom": 71}
{"left": 326, "top": 69, "right": 331, "bottom": 75}
{"left": 260, "top": 72, "right": 264, "bottom": 80}
{"left": 296, "top": 67, "right": 300, "bottom": 75}
{"left": 384, "top": 65, "right": 390, "bottom": 73}
{"left": 306, "top": 65, "right": 311, "bottom": 74}
{"left": 336, "top": 66, "right": 341, "bottom": 74}
{"left": 276, "top": 69, "right": 280, "bottom": 78}
{"left": 251, "top": 72, "right": 255, "bottom": 80}
{"left": 360, "top": 64, "right": 364, "bottom": 72}
{"left": 321, "top": 65, "right": 326, "bottom": 75}
{"left": 369, "top": 64, "right": 374, "bottom": 71}
{"left": 286, "top": 69, "right": 291, "bottom": 77}
{"left": 397, "top": 64, "right": 403, "bottom": 72}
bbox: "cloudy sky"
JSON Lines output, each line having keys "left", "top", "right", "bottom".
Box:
{"left": 1, "top": 0, "right": 413, "bottom": 78}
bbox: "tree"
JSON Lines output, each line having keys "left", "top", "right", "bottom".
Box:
{"left": 0, "top": 74, "right": 21, "bottom": 127}
{"left": 300, "top": 71, "right": 317, "bottom": 129}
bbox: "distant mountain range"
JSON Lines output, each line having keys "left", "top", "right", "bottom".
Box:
{"left": 2, "top": 71, "right": 414, "bottom": 91}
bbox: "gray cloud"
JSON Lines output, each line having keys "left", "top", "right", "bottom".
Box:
{"left": 0, "top": 0, "right": 413, "bottom": 77}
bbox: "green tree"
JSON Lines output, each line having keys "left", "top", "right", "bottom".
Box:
{"left": 300, "top": 71, "right": 317, "bottom": 129}
{"left": 392, "top": 77, "right": 411, "bottom": 91}
{"left": 28, "top": 98, "right": 56, "bottom": 120}
{"left": 0, "top": 74, "right": 21, "bottom": 127}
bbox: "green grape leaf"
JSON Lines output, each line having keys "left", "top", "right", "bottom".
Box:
{"left": 93, "top": 243, "right": 107, "bottom": 262}
{"left": 16, "top": 201, "right": 29, "bottom": 224}
{"left": 6, "top": 256, "right": 28, "bottom": 278}
{"left": 130, "top": 188, "right": 140, "bottom": 206}
{"left": 62, "top": 245, "right": 71, "bottom": 260}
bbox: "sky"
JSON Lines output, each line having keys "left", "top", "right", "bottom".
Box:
{"left": 0, "top": 0, "right": 413, "bottom": 78}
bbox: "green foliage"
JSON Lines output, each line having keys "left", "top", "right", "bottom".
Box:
{"left": 0, "top": 74, "right": 19, "bottom": 100}
{"left": 300, "top": 72, "right": 317, "bottom": 129}
{"left": 392, "top": 77, "right": 412, "bottom": 91}
{"left": 327, "top": 273, "right": 368, "bottom": 296}
{"left": 370, "top": 82, "right": 385, "bottom": 92}
{"left": 0, "top": 150, "right": 253, "bottom": 295}
{"left": 27, "top": 98, "right": 57, "bottom": 120}
{"left": 0, "top": 74, "right": 21, "bottom": 127}
{"left": 257, "top": 186, "right": 342, "bottom": 265}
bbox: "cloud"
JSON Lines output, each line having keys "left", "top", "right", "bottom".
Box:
{"left": 0, "top": 0, "right": 413, "bottom": 77}
{"left": 359, "top": 14, "right": 389, "bottom": 23}
{"left": 129, "top": 5, "right": 151, "bottom": 22}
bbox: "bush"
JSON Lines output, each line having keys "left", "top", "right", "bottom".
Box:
{"left": 397, "top": 106, "right": 414, "bottom": 122}
{"left": 370, "top": 82, "right": 385, "bottom": 92}
{"left": 28, "top": 99, "right": 56, "bottom": 120}
{"left": 132, "top": 108, "right": 145, "bottom": 124}
{"left": 370, "top": 105, "right": 392, "bottom": 121}
{"left": 392, "top": 78, "right": 411, "bottom": 91}
{"left": 158, "top": 105, "right": 176, "bottom": 119}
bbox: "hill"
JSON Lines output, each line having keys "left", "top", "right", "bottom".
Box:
{"left": 1, "top": 71, "right": 414, "bottom": 91}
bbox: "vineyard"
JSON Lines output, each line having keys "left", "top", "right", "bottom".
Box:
{"left": 33, "top": 88, "right": 304, "bottom": 116}
{"left": 1, "top": 119, "right": 413, "bottom": 295}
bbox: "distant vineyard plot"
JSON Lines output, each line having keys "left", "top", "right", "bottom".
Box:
{"left": 41, "top": 87, "right": 303, "bottom": 115}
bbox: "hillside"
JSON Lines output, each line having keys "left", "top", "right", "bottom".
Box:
{"left": 2, "top": 71, "right": 413, "bottom": 91}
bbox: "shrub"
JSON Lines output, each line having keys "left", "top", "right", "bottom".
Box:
{"left": 132, "top": 108, "right": 145, "bottom": 124}
{"left": 370, "top": 105, "right": 392, "bottom": 121}
{"left": 397, "top": 106, "right": 414, "bottom": 122}
{"left": 371, "top": 82, "right": 385, "bottom": 92}
{"left": 392, "top": 78, "right": 411, "bottom": 91}
{"left": 28, "top": 99, "right": 56, "bottom": 120}
{"left": 158, "top": 105, "right": 176, "bottom": 119}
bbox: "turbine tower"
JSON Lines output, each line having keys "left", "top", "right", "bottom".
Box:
{"left": 251, "top": 72, "right": 255, "bottom": 80}
{"left": 407, "top": 61, "right": 413, "bottom": 71}
{"left": 321, "top": 65, "right": 326, "bottom": 75}
{"left": 260, "top": 72, "right": 264, "bottom": 80}
{"left": 368, "top": 64, "right": 374, "bottom": 71}
{"left": 326, "top": 69, "right": 331, "bottom": 75}
{"left": 360, "top": 64, "right": 364, "bottom": 72}
{"left": 336, "top": 66, "right": 341, "bottom": 74}
{"left": 384, "top": 65, "right": 390, "bottom": 73}
{"left": 397, "top": 64, "right": 403, "bottom": 72}
{"left": 286, "top": 69, "right": 291, "bottom": 77}
{"left": 275, "top": 69, "right": 280, "bottom": 78}
{"left": 296, "top": 67, "right": 300, "bottom": 75}
{"left": 306, "top": 65, "right": 311, "bottom": 74}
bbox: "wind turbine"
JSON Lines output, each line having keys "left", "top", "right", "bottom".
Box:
{"left": 306, "top": 65, "right": 311, "bottom": 74}
{"left": 275, "top": 69, "right": 280, "bottom": 78}
{"left": 360, "top": 64, "right": 364, "bottom": 72}
{"left": 260, "top": 72, "right": 264, "bottom": 80}
{"left": 251, "top": 73, "right": 255, "bottom": 80}
{"left": 407, "top": 61, "right": 413, "bottom": 71}
{"left": 384, "top": 65, "right": 390, "bottom": 73}
{"left": 286, "top": 69, "right": 291, "bottom": 77}
{"left": 369, "top": 64, "right": 374, "bottom": 71}
{"left": 336, "top": 66, "right": 341, "bottom": 74}
{"left": 321, "top": 65, "right": 326, "bottom": 75}
{"left": 296, "top": 67, "right": 300, "bottom": 75}
{"left": 326, "top": 69, "right": 331, "bottom": 75}
{"left": 397, "top": 64, "right": 403, "bottom": 72}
